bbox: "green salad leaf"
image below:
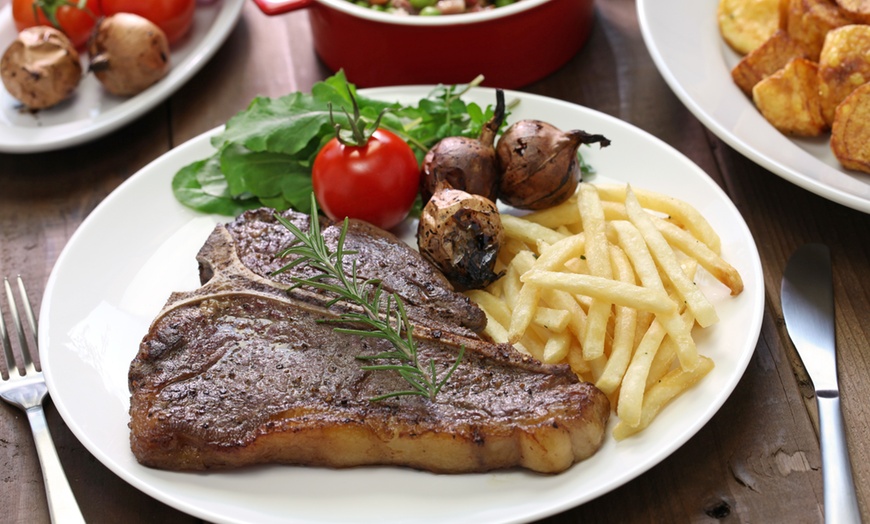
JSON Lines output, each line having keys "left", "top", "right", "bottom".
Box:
{"left": 172, "top": 71, "right": 498, "bottom": 216}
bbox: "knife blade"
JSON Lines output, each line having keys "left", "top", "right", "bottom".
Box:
{"left": 782, "top": 243, "right": 861, "bottom": 523}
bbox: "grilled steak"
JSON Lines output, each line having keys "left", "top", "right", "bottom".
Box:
{"left": 128, "top": 209, "right": 610, "bottom": 474}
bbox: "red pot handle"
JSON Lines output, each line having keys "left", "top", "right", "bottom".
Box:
{"left": 252, "top": 0, "right": 314, "bottom": 15}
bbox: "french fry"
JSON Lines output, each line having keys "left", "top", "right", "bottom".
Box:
{"left": 623, "top": 186, "right": 719, "bottom": 328}
{"left": 463, "top": 182, "right": 739, "bottom": 439}
{"left": 578, "top": 184, "right": 613, "bottom": 360}
{"left": 501, "top": 214, "right": 567, "bottom": 246}
{"left": 613, "top": 356, "right": 715, "bottom": 440}
{"left": 533, "top": 307, "right": 572, "bottom": 332}
{"left": 595, "top": 184, "right": 721, "bottom": 254}
{"left": 505, "top": 253, "right": 541, "bottom": 344}
{"left": 464, "top": 289, "right": 512, "bottom": 328}
{"left": 617, "top": 318, "right": 668, "bottom": 427}
{"left": 518, "top": 324, "right": 547, "bottom": 362}
{"left": 610, "top": 219, "right": 700, "bottom": 370}
{"left": 542, "top": 329, "right": 572, "bottom": 364}
{"left": 595, "top": 246, "right": 639, "bottom": 396}
{"left": 502, "top": 258, "right": 525, "bottom": 310}
{"left": 654, "top": 217, "right": 744, "bottom": 295}
{"left": 540, "top": 288, "right": 589, "bottom": 340}
{"left": 521, "top": 270, "right": 678, "bottom": 316}
{"left": 566, "top": 339, "right": 592, "bottom": 378}
{"left": 524, "top": 194, "right": 580, "bottom": 228}
{"left": 508, "top": 235, "right": 586, "bottom": 343}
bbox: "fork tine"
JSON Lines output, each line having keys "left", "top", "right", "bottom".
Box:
{"left": 0, "top": 280, "right": 16, "bottom": 377}
{"left": 15, "top": 276, "right": 38, "bottom": 348}
{"left": 3, "top": 276, "right": 32, "bottom": 373}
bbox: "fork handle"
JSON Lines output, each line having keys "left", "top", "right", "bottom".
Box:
{"left": 25, "top": 406, "right": 87, "bottom": 524}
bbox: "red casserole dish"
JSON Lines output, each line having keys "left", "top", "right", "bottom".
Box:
{"left": 253, "top": 0, "right": 596, "bottom": 88}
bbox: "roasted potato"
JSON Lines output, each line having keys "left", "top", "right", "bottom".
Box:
{"left": 830, "top": 81, "right": 870, "bottom": 173}
{"left": 752, "top": 57, "right": 828, "bottom": 135}
{"left": 718, "top": 0, "right": 784, "bottom": 54}
{"left": 817, "top": 24, "right": 870, "bottom": 124}
{"left": 835, "top": 0, "right": 870, "bottom": 22}
{"left": 732, "top": 29, "right": 810, "bottom": 93}
{"left": 784, "top": 0, "right": 853, "bottom": 59}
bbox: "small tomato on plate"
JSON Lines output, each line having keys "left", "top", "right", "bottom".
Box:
{"left": 13, "top": 0, "right": 102, "bottom": 49}
{"left": 313, "top": 125, "right": 420, "bottom": 231}
{"left": 99, "top": 0, "right": 196, "bottom": 44}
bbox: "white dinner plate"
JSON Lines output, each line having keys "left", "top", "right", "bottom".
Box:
{"left": 40, "top": 87, "right": 764, "bottom": 524}
{"left": 637, "top": 0, "right": 870, "bottom": 214}
{"left": 0, "top": 0, "right": 244, "bottom": 153}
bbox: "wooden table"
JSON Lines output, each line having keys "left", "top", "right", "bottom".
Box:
{"left": 1, "top": 0, "right": 869, "bottom": 522}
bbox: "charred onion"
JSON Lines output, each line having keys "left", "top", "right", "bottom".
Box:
{"left": 420, "top": 89, "right": 506, "bottom": 203}
{"left": 496, "top": 120, "right": 610, "bottom": 210}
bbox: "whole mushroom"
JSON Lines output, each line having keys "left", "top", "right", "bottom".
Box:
{"left": 1, "top": 26, "right": 82, "bottom": 110}
{"left": 417, "top": 185, "right": 505, "bottom": 290}
{"left": 89, "top": 13, "right": 170, "bottom": 96}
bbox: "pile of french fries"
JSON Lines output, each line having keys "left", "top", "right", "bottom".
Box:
{"left": 719, "top": 0, "right": 870, "bottom": 173}
{"left": 465, "top": 183, "right": 744, "bottom": 440}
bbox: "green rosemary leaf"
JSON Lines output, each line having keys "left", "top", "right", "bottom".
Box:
{"left": 271, "top": 193, "right": 463, "bottom": 401}
{"left": 369, "top": 390, "right": 428, "bottom": 402}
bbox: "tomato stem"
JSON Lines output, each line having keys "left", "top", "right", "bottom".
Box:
{"left": 329, "top": 86, "right": 389, "bottom": 147}
{"left": 31, "top": 0, "right": 97, "bottom": 29}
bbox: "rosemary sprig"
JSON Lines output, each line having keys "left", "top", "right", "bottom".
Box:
{"left": 272, "top": 195, "right": 464, "bottom": 401}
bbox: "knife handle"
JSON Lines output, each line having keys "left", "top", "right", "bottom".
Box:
{"left": 817, "top": 392, "right": 862, "bottom": 523}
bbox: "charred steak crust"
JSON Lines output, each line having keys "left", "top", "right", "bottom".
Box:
{"left": 128, "top": 209, "right": 610, "bottom": 474}
{"left": 219, "top": 208, "right": 487, "bottom": 334}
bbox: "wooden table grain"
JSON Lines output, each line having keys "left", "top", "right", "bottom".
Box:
{"left": 1, "top": 0, "right": 869, "bottom": 522}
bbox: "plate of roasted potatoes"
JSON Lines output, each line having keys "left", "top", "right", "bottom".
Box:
{"left": 638, "top": 0, "right": 870, "bottom": 214}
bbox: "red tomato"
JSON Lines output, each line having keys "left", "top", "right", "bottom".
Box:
{"left": 12, "top": 0, "right": 102, "bottom": 49}
{"left": 313, "top": 129, "right": 420, "bottom": 231}
{"left": 99, "top": 0, "right": 196, "bottom": 44}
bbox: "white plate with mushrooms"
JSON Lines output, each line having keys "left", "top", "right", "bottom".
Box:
{"left": 0, "top": 0, "right": 244, "bottom": 154}
{"left": 40, "top": 87, "right": 764, "bottom": 523}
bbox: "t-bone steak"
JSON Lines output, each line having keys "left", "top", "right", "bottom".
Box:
{"left": 128, "top": 208, "right": 610, "bottom": 474}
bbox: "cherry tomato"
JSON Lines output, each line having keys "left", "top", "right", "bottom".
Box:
{"left": 313, "top": 128, "right": 420, "bottom": 231}
{"left": 99, "top": 0, "right": 196, "bottom": 44}
{"left": 12, "top": 0, "right": 102, "bottom": 49}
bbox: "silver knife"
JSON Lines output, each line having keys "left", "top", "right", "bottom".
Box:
{"left": 782, "top": 243, "right": 861, "bottom": 523}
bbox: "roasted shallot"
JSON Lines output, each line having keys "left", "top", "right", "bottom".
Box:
{"left": 420, "top": 89, "right": 506, "bottom": 203}
{"left": 496, "top": 120, "right": 610, "bottom": 210}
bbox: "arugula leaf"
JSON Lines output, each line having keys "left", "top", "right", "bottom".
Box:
{"left": 172, "top": 71, "right": 499, "bottom": 216}
{"left": 171, "top": 154, "right": 260, "bottom": 216}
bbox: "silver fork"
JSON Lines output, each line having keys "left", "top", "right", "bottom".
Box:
{"left": 1, "top": 276, "right": 86, "bottom": 523}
